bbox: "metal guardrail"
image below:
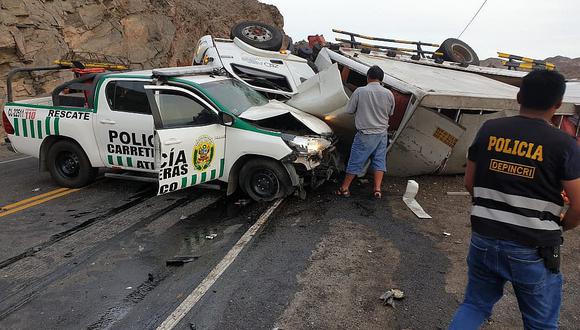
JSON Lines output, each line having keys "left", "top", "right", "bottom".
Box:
{"left": 333, "top": 29, "right": 443, "bottom": 58}
{"left": 497, "top": 52, "right": 556, "bottom": 71}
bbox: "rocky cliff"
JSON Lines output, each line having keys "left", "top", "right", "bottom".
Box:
{"left": 0, "top": 0, "right": 283, "bottom": 103}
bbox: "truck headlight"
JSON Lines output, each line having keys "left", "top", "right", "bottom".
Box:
{"left": 282, "top": 134, "right": 331, "bottom": 156}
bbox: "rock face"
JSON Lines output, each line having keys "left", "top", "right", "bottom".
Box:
{"left": 0, "top": 0, "right": 283, "bottom": 104}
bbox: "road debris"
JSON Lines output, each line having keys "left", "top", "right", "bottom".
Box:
{"left": 235, "top": 199, "right": 251, "bottom": 206}
{"left": 32, "top": 187, "right": 40, "bottom": 192}
{"left": 126, "top": 287, "right": 133, "bottom": 290}
{"left": 205, "top": 233, "right": 218, "bottom": 240}
{"left": 446, "top": 191, "right": 471, "bottom": 196}
{"left": 180, "top": 215, "right": 188, "bottom": 220}
{"left": 380, "top": 288, "right": 405, "bottom": 307}
{"left": 443, "top": 232, "right": 451, "bottom": 237}
{"left": 166, "top": 256, "right": 200, "bottom": 266}
{"left": 402, "top": 180, "right": 432, "bottom": 219}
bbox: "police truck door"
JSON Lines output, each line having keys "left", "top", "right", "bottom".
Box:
{"left": 94, "top": 79, "right": 156, "bottom": 172}
{"left": 145, "top": 85, "right": 226, "bottom": 195}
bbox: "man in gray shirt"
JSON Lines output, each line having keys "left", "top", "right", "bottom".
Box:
{"left": 335, "top": 65, "right": 395, "bottom": 199}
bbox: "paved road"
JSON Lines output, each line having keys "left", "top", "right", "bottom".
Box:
{"left": 1, "top": 148, "right": 579, "bottom": 330}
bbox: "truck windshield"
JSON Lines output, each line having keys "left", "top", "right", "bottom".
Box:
{"left": 201, "top": 79, "right": 268, "bottom": 116}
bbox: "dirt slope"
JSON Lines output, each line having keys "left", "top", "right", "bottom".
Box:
{"left": 0, "top": 0, "right": 283, "bottom": 104}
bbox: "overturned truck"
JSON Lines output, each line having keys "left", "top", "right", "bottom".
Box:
{"left": 193, "top": 21, "right": 579, "bottom": 176}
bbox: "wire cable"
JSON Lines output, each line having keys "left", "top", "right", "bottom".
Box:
{"left": 458, "top": 0, "right": 489, "bottom": 38}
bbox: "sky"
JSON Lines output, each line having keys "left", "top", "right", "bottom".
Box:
{"left": 259, "top": 0, "right": 580, "bottom": 60}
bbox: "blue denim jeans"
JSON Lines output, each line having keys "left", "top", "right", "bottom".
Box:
{"left": 346, "top": 131, "right": 388, "bottom": 175}
{"left": 449, "top": 232, "right": 562, "bottom": 330}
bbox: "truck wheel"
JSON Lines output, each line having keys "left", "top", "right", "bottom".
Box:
{"left": 47, "top": 140, "right": 97, "bottom": 188}
{"left": 230, "top": 21, "right": 283, "bottom": 51}
{"left": 239, "top": 159, "right": 293, "bottom": 202}
{"left": 437, "top": 38, "right": 480, "bottom": 66}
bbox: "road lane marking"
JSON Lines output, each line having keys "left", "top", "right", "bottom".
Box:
{"left": 156, "top": 198, "right": 285, "bottom": 330}
{"left": 0, "top": 156, "right": 32, "bottom": 165}
{"left": 0, "top": 188, "right": 79, "bottom": 218}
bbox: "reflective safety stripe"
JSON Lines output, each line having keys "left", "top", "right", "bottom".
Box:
{"left": 471, "top": 205, "right": 561, "bottom": 231}
{"left": 474, "top": 187, "right": 562, "bottom": 217}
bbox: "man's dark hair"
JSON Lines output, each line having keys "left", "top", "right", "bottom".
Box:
{"left": 367, "top": 65, "right": 384, "bottom": 81}
{"left": 519, "top": 70, "right": 566, "bottom": 111}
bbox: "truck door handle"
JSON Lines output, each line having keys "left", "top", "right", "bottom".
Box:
{"left": 99, "top": 119, "right": 116, "bottom": 125}
{"left": 163, "top": 138, "right": 182, "bottom": 145}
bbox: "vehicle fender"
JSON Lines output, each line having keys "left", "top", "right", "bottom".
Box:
{"left": 225, "top": 154, "right": 299, "bottom": 195}
{"left": 39, "top": 135, "right": 96, "bottom": 171}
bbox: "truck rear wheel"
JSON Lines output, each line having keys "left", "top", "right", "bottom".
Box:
{"left": 47, "top": 140, "right": 97, "bottom": 188}
{"left": 239, "top": 159, "right": 293, "bottom": 202}
{"left": 230, "top": 21, "right": 283, "bottom": 51}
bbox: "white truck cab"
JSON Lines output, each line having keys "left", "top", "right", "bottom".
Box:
{"left": 3, "top": 66, "right": 338, "bottom": 201}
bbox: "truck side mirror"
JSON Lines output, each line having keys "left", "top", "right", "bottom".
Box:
{"left": 221, "top": 112, "right": 235, "bottom": 127}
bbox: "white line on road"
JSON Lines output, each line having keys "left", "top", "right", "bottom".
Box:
{"left": 156, "top": 198, "right": 285, "bottom": 330}
{"left": 0, "top": 156, "right": 32, "bottom": 165}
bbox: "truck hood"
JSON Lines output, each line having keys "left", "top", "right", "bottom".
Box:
{"left": 238, "top": 100, "right": 333, "bottom": 135}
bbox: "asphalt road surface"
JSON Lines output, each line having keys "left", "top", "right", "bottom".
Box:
{"left": 1, "top": 147, "right": 579, "bottom": 330}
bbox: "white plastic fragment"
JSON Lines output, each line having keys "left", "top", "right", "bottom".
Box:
{"left": 446, "top": 191, "right": 471, "bottom": 196}
{"left": 443, "top": 232, "right": 451, "bottom": 237}
{"left": 205, "top": 234, "right": 218, "bottom": 240}
{"left": 402, "top": 180, "right": 432, "bottom": 219}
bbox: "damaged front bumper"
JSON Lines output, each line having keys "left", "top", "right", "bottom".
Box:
{"left": 282, "top": 135, "right": 340, "bottom": 194}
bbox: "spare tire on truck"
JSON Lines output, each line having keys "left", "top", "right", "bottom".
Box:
{"left": 230, "top": 21, "right": 284, "bottom": 51}
{"left": 437, "top": 38, "right": 480, "bottom": 66}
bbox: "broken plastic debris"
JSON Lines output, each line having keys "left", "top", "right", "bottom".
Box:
{"left": 166, "top": 255, "right": 200, "bottom": 266}
{"left": 367, "top": 250, "right": 373, "bottom": 253}
{"left": 138, "top": 245, "right": 145, "bottom": 252}
{"left": 380, "top": 289, "right": 405, "bottom": 307}
{"left": 402, "top": 180, "right": 432, "bottom": 219}
{"left": 446, "top": 191, "right": 471, "bottom": 196}
{"left": 125, "top": 287, "right": 133, "bottom": 290}
{"left": 205, "top": 234, "right": 218, "bottom": 240}
{"left": 443, "top": 232, "right": 451, "bottom": 237}
{"left": 32, "top": 188, "right": 40, "bottom": 192}
{"left": 180, "top": 215, "right": 187, "bottom": 220}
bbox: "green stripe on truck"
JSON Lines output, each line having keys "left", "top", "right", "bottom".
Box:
{"left": 22, "top": 118, "right": 28, "bottom": 137}
{"left": 127, "top": 157, "right": 133, "bottom": 167}
{"left": 45, "top": 117, "right": 51, "bottom": 136}
{"left": 116, "top": 156, "right": 123, "bottom": 166}
{"left": 29, "top": 120, "right": 35, "bottom": 138}
{"left": 107, "top": 155, "right": 114, "bottom": 165}
{"left": 181, "top": 177, "right": 187, "bottom": 189}
{"left": 53, "top": 118, "right": 60, "bottom": 135}
{"left": 190, "top": 174, "right": 197, "bottom": 186}
{"left": 13, "top": 118, "right": 19, "bottom": 136}
{"left": 201, "top": 172, "right": 207, "bottom": 183}
{"left": 219, "top": 158, "right": 225, "bottom": 177}
{"left": 37, "top": 120, "right": 43, "bottom": 139}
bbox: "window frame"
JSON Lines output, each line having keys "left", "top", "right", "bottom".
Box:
{"left": 105, "top": 80, "right": 153, "bottom": 115}
{"left": 144, "top": 85, "right": 221, "bottom": 130}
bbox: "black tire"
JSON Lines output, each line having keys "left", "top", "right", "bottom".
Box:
{"left": 239, "top": 158, "right": 293, "bottom": 202}
{"left": 437, "top": 38, "right": 480, "bottom": 66}
{"left": 230, "top": 21, "right": 283, "bottom": 51}
{"left": 47, "top": 140, "right": 97, "bottom": 188}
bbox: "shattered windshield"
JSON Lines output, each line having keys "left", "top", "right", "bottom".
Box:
{"left": 201, "top": 79, "right": 268, "bottom": 116}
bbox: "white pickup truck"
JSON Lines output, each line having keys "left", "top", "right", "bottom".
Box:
{"left": 2, "top": 65, "right": 338, "bottom": 201}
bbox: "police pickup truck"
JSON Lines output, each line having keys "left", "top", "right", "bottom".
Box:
{"left": 2, "top": 65, "right": 337, "bottom": 201}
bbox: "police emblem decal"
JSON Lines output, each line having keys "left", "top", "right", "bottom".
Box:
{"left": 192, "top": 135, "right": 215, "bottom": 171}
